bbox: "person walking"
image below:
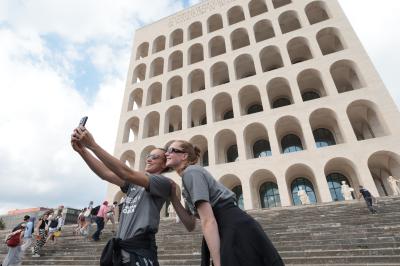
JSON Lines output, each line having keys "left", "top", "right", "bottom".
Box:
{"left": 104, "top": 201, "right": 117, "bottom": 233}
{"left": 21, "top": 217, "right": 35, "bottom": 256}
{"left": 358, "top": 186, "right": 378, "bottom": 214}
{"left": 166, "top": 140, "right": 284, "bottom": 266}
{"left": 71, "top": 126, "right": 171, "bottom": 266}
{"left": 2, "top": 223, "right": 26, "bottom": 266}
{"left": 92, "top": 201, "right": 108, "bottom": 241}
{"left": 32, "top": 212, "right": 51, "bottom": 257}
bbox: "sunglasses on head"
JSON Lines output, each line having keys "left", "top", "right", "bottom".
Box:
{"left": 146, "top": 154, "right": 162, "bottom": 160}
{"left": 167, "top": 147, "right": 186, "bottom": 154}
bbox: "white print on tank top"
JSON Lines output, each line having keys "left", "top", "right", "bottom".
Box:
{"left": 122, "top": 186, "right": 144, "bottom": 215}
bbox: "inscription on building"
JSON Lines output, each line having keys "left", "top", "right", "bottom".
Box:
{"left": 168, "top": 0, "right": 236, "bottom": 27}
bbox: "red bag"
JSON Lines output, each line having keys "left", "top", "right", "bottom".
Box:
{"left": 6, "top": 231, "right": 21, "bottom": 247}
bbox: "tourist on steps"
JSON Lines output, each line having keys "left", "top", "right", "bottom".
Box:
{"left": 166, "top": 140, "right": 285, "bottom": 266}
{"left": 32, "top": 211, "right": 51, "bottom": 257}
{"left": 71, "top": 125, "right": 171, "bottom": 266}
{"left": 358, "top": 186, "right": 378, "bottom": 214}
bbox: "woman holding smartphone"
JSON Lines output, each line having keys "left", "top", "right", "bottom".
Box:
{"left": 166, "top": 140, "right": 284, "bottom": 266}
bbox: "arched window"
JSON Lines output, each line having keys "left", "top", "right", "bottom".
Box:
{"left": 273, "top": 97, "right": 291, "bottom": 108}
{"left": 234, "top": 54, "right": 256, "bottom": 79}
{"left": 231, "top": 28, "right": 250, "bottom": 50}
{"left": 227, "top": 145, "right": 239, "bottom": 162}
{"left": 317, "top": 28, "right": 344, "bottom": 55}
{"left": 287, "top": 37, "right": 313, "bottom": 64}
{"left": 327, "top": 173, "right": 353, "bottom": 201}
{"left": 305, "top": 1, "right": 329, "bottom": 25}
{"left": 223, "top": 110, "right": 234, "bottom": 120}
{"left": 202, "top": 151, "right": 209, "bottom": 167}
{"left": 247, "top": 104, "right": 263, "bottom": 114}
{"left": 260, "top": 182, "right": 280, "bottom": 208}
{"left": 254, "top": 20, "right": 275, "bottom": 42}
{"left": 291, "top": 177, "right": 317, "bottom": 205}
{"left": 281, "top": 134, "right": 303, "bottom": 153}
{"left": 152, "top": 36, "right": 166, "bottom": 53}
{"left": 132, "top": 64, "right": 146, "bottom": 84}
{"left": 249, "top": 0, "right": 268, "bottom": 17}
{"left": 279, "top": 11, "right": 301, "bottom": 34}
{"left": 302, "top": 91, "right": 320, "bottom": 101}
{"left": 188, "top": 44, "right": 204, "bottom": 65}
{"left": 313, "top": 128, "right": 336, "bottom": 148}
{"left": 209, "top": 36, "right": 226, "bottom": 57}
{"left": 228, "top": 6, "right": 245, "bottom": 25}
{"left": 273, "top": 0, "right": 291, "bottom": 9}
{"left": 211, "top": 62, "right": 230, "bottom": 86}
{"left": 168, "top": 51, "right": 183, "bottom": 71}
{"left": 189, "top": 69, "right": 205, "bottom": 93}
{"left": 189, "top": 22, "right": 202, "bottom": 40}
{"left": 331, "top": 60, "right": 363, "bottom": 93}
{"left": 136, "top": 42, "right": 149, "bottom": 60}
{"left": 208, "top": 14, "right": 223, "bottom": 33}
{"left": 169, "top": 29, "right": 183, "bottom": 47}
{"left": 260, "top": 46, "right": 284, "bottom": 72}
{"left": 253, "top": 139, "right": 272, "bottom": 157}
{"left": 232, "top": 185, "right": 244, "bottom": 209}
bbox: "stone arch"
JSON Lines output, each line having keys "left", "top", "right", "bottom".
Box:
{"left": 122, "top": 117, "right": 140, "bottom": 143}
{"left": 212, "top": 92, "right": 234, "bottom": 122}
{"left": 211, "top": 62, "right": 230, "bottom": 86}
{"left": 305, "top": 1, "right": 330, "bottom": 25}
{"left": 146, "top": 82, "right": 162, "bottom": 105}
{"left": 286, "top": 163, "right": 320, "bottom": 205}
{"left": 190, "top": 135, "right": 209, "bottom": 167}
{"left": 188, "top": 43, "right": 204, "bottom": 65}
{"left": 324, "top": 157, "right": 360, "bottom": 200}
{"left": 346, "top": 99, "right": 389, "bottom": 141}
{"left": 238, "top": 85, "right": 263, "bottom": 115}
{"left": 297, "top": 68, "right": 327, "bottom": 101}
{"left": 208, "top": 14, "right": 223, "bottom": 33}
{"left": 132, "top": 64, "right": 146, "bottom": 84}
{"left": 209, "top": 36, "right": 226, "bottom": 57}
{"left": 168, "top": 51, "right": 183, "bottom": 71}
{"left": 214, "top": 129, "right": 238, "bottom": 164}
{"left": 250, "top": 169, "right": 280, "bottom": 208}
{"left": 165, "top": 105, "right": 182, "bottom": 133}
{"left": 166, "top": 76, "right": 182, "bottom": 100}
{"left": 188, "top": 99, "right": 207, "bottom": 128}
{"left": 254, "top": 19, "right": 275, "bottom": 43}
{"left": 231, "top": 28, "right": 250, "bottom": 50}
{"left": 267, "top": 77, "right": 294, "bottom": 109}
{"left": 234, "top": 54, "right": 256, "bottom": 80}
{"left": 317, "top": 27, "right": 345, "bottom": 55}
{"left": 188, "top": 69, "right": 205, "bottom": 93}
{"left": 120, "top": 150, "right": 135, "bottom": 168}
{"left": 169, "top": 29, "right": 183, "bottom": 47}
{"left": 279, "top": 10, "right": 301, "bottom": 34}
{"left": 219, "top": 174, "right": 243, "bottom": 208}
{"left": 127, "top": 88, "right": 143, "bottom": 111}
{"left": 330, "top": 59, "right": 364, "bottom": 93}
{"left": 368, "top": 151, "right": 400, "bottom": 196}
{"left": 309, "top": 108, "right": 344, "bottom": 147}
{"left": 149, "top": 57, "right": 164, "bottom": 78}
{"left": 143, "top": 112, "right": 160, "bottom": 138}
{"left": 136, "top": 42, "right": 149, "bottom": 60}
{"left": 272, "top": 0, "right": 291, "bottom": 9}
{"left": 275, "top": 116, "right": 306, "bottom": 153}
{"left": 249, "top": 0, "right": 268, "bottom": 17}
{"left": 188, "top": 21, "right": 203, "bottom": 40}
{"left": 227, "top": 6, "right": 245, "bottom": 25}
{"left": 152, "top": 36, "right": 166, "bottom": 54}
{"left": 243, "top": 122, "right": 271, "bottom": 159}
{"left": 287, "top": 37, "right": 313, "bottom": 64}
{"left": 260, "top": 45, "right": 284, "bottom": 72}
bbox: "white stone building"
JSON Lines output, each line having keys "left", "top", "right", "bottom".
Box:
{"left": 106, "top": 0, "right": 400, "bottom": 212}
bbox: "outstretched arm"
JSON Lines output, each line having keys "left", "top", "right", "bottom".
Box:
{"left": 72, "top": 127, "right": 150, "bottom": 188}
{"left": 169, "top": 182, "right": 196, "bottom": 231}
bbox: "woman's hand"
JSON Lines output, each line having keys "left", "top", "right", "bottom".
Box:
{"left": 72, "top": 126, "right": 97, "bottom": 150}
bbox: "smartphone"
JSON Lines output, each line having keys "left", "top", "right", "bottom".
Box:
{"left": 79, "top": 116, "right": 88, "bottom": 127}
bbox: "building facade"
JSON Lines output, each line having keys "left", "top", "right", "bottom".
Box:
{"left": 107, "top": 0, "right": 400, "bottom": 211}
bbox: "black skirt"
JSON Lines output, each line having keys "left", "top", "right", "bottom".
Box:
{"left": 201, "top": 202, "right": 284, "bottom": 266}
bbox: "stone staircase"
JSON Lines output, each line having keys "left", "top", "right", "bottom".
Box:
{"left": 1, "top": 197, "right": 400, "bottom": 265}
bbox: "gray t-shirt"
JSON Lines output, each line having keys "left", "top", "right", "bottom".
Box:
{"left": 182, "top": 165, "right": 235, "bottom": 216}
{"left": 117, "top": 174, "right": 171, "bottom": 240}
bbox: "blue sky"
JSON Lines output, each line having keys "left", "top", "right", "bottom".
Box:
{"left": 0, "top": 0, "right": 399, "bottom": 214}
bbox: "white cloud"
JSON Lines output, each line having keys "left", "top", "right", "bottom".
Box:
{"left": 0, "top": 0, "right": 185, "bottom": 214}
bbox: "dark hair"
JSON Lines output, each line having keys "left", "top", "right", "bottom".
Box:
{"left": 113, "top": 201, "right": 118, "bottom": 205}
{"left": 24, "top": 215, "right": 30, "bottom": 221}
{"left": 175, "top": 140, "right": 201, "bottom": 165}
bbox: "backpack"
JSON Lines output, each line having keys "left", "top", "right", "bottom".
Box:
{"left": 91, "top": 205, "right": 100, "bottom": 216}
{"left": 6, "top": 231, "right": 21, "bottom": 247}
